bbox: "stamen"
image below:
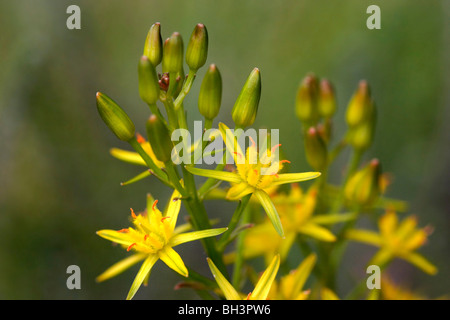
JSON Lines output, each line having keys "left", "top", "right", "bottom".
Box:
{"left": 144, "top": 235, "right": 149, "bottom": 241}
{"left": 271, "top": 172, "right": 279, "bottom": 178}
{"left": 161, "top": 216, "right": 170, "bottom": 223}
{"left": 249, "top": 136, "right": 256, "bottom": 148}
{"left": 233, "top": 152, "right": 243, "bottom": 159}
{"left": 117, "top": 229, "right": 129, "bottom": 233}
{"left": 127, "top": 243, "right": 137, "bottom": 251}
{"left": 130, "top": 208, "right": 137, "bottom": 219}
{"left": 280, "top": 159, "right": 291, "bottom": 164}
{"left": 152, "top": 200, "right": 159, "bottom": 211}
{"left": 246, "top": 292, "right": 252, "bottom": 300}
{"left": 136, "top": 133, "right": 146, "bottom": 144}
{"left": 271, "top": 144, "right": 282, "bottom": 153}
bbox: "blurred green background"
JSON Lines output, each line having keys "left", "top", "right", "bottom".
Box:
{"left": 0, "top": 0, "right": 448, "bottom": 299}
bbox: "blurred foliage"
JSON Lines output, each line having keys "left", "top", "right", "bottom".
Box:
{"left": 0, "top": 0, "right": 448, "bottom": 299}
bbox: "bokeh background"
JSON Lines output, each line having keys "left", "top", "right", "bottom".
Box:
{"left": 0, "top": 0, "right": 448, "bottom": 299}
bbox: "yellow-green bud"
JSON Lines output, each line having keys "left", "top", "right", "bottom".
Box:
{"left": 162, "top": 32, "right": 184, "bottom": 74}
{"left": 304, "top": 127, "right": 328, "bottom": 171}
{"left": 231, "top": 67, "right": 261, "bottom": 128}
{"left": 318, "top": 79, "right": 337, "bottom": 118}
{"left": 345, "top": 80, "right": 373, "bottom": 128}
{"left": 186, "top": 24, "right": 208, "bottom": 71}
{"left": 138, "top": 56, "right": 160, "bottom": 105}
{"left": 295, "top": 74, "right": 319, "bottom": 125}
{"left": 143, "top": 22, "right": 163, "bottom": 66}
{"left": 96, "top": 92, "right": 135, "bottom": 142}
{"left": 198, "top": 64, "right": 222, "bottom": 120}
{"left": 146, "top": 114, "right": 173, "bottom": 163}
{"left": 344, "top": 158, "right": 381, "bottom": 207}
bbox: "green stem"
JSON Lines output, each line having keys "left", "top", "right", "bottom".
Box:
{"left": 128, "top": 137, "right": 170, "bottom": 185}
{"left": 174, "top": 69, "right": 196, "bottom": 109}
{"left": 232, "top": 203, "right": 251, "bottom": 289}
{"left": 217, "top": 194, "right": 252, "bottom": 252}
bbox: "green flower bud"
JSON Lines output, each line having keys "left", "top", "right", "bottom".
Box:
{"left": 186, "top": 23, "right": 208, "bottom": 71}
{"left": 96, "top": 92, "right": 135, "bottom": 142}
{"left": 344, "top": 158, "right": 381, "bottom": 207}
{"left": 198, "top": 64, "right": 222, "bottom": 120}
{"left": 231, "top": 67, "right": 261, "bottom": 128}
{"left": 162, "top": 32, "right": 184, "bottom": 74}
{"left": 146, "top": 114, "right": 173, "bottom": 163}
{"left": 295, "top": 74, "right": 319, "bottom": 125}
{"left": 304, "top": 127, "right": 328, "bottom": 171}
{"left": 143, "top": 22, "right": 163, "bottom": 66}
{"left": 318, "top": 79, "right": 337, "bottom": 118}
{"left": 345, "top": 80, "right": 373, "bottom": 128}
{"left": 138, "top": 55, "right": 160, "bottom": 105}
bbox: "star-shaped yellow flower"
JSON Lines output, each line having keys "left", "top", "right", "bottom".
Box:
{"left": 229, "top": 184, "right": 354, "bottom": 262}
{"left": 186, "top": 123, "right": 321, "bottom": 237}
{"left": 96, "top": 189, "right": 227, "bottom": 299}
{"left": 207, "top": 254, "right": 280, "bottom": 300}
{"left": 346, "top": 210, "right": 437, "bottom": 275}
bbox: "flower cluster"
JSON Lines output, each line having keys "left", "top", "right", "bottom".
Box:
{"left": 95, "top": 22, "right": 438, "bottom": 300}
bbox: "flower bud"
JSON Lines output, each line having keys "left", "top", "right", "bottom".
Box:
{"left": 146, "top": 114, "right": 173, "bottom": 163}
{"left": 96, "top": 92, "right": 135, "bottom": 142}
{"left": 344, "top": 158, "right": 381, "bottom": 207}
{"left": 345, "top": 80, "right": 373, "bottom": 128}
{"left": 295, "top": 74, "right": 319, "bottom": 125}
{"left": 348, "top": 115, "right": 376, "bottom": 151}
{"left": 138, "top": 56, "right": 160, "bottom": 105}
{"left": 186, "top": 24, "right": 208, "bottom": 71}
{"left": 318, "top": 79, "right": 337, "bottom": 118}
{"left": 231, "top": 67, "right": 261, "bottom": 128}
{"left": 304, "top": 127, "right": 328, "bottom": 171}
{"left": 162, "top": 32, "right": 184, "bottom": 74}
{"left": 198, "top": 64, "right": 222, "bottom": 120}
{"left": 143, "top": 22, "right": 163, "bottom": 66}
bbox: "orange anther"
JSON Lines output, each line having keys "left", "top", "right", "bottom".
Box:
{"left": 117, "top": 229, "right": 129, "bottom": 233}
{"left": 144, "top": 235, "right": 149, "bottom": 241}
{"left": 271, "top": 144, "right": 282, "bottom": 153}
{"left": 127, "top": 243, "right": 137, "bottom": 251}
{"left": 152, "top": 200, "right": 159, "bottom": 211}
{"left": 130, "top": 208, "right": 137, "bottom": 219}
{"left": 161, "top": 216, "right": 170, "bottom": 223}
{"left": 249, "top": 136, "right": 256, "bottom": 148}
{"left": 136, "top": 133, "right": 146, "bottom": 144}
{"left": 280, "top": 159, "right": 291, "bottom": 164}
{"left": 246, "top": 292, "right": 252, "bottom": 300}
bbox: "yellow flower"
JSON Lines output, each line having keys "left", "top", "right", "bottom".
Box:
{"left": 346, "top": 210, "right": 437, "bottom": 275}
{"left": 186, "top": 123, "right": 321, "bottom": 237}
{"left": 234, "top": 185, "right": 354, "bottom": 262}
{"left": 96, "top": 189, "right": 227, "bottom": 299}
{"left": 267, "top": 253, "right": 316, "bottom": 300}
{"left": 207, "top": 254, "right": 280, "bottom": 300}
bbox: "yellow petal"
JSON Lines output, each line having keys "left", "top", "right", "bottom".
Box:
{"left": 271, "top": 172, "right": 321, "bottom": 186}
{"left": 164, "top": 189, "right": 182, "bottom": 234}
{"left": 400, "top": 252, "right": 438, "bottom": 275}
{"left": 110, "top": 148, "right": 146, "bottom": 166}
{"left": 298, "top": 223, "right": 336, "bottom": 242}
{"left": 96, "top": 253, "right": 146, "bottom": 283}
{"left": 226, "top": 183, "right": 254, "bottom": 200}
{"left": 207, "top": 257, "right": 242, "bottom": 300}
{"left": 345, "top": 229, "right": 383, "bottom": 247}
{"left": 369, "top": 248, "right": 393, "bottom": 268}
{"left": 310, "top": 212, "right": 356, "bottom": 225}
{"left": 158, "top": 247, "right": 188, "bottom": 277}
{"left": 126, "top": 254, "right": 159, "bottom": 300}
{"left": 290, "top": 253, "right": 317, "bottom": 297}
{"left": 321, "top": 287, "right": 340, "bottom": 300}
{"left": 250, "top": 254, "right": 280, "bottom": 300}
{"left": 96, "top": 229, "right": 134, "bottom": 247}
{"left": 254, "top": 190, "right": 285, "bottom": 238}
{"left": 218, "top": 122, "right": 244, "bottom": 165}
{"left": 169, "top": 228, "right": 228, "bottom": 247}
{"left": 185, "top": 166, "right": 242, "bottom": 183}
{"left": 378, "top": 211, "right": 398, "bottom": 238}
